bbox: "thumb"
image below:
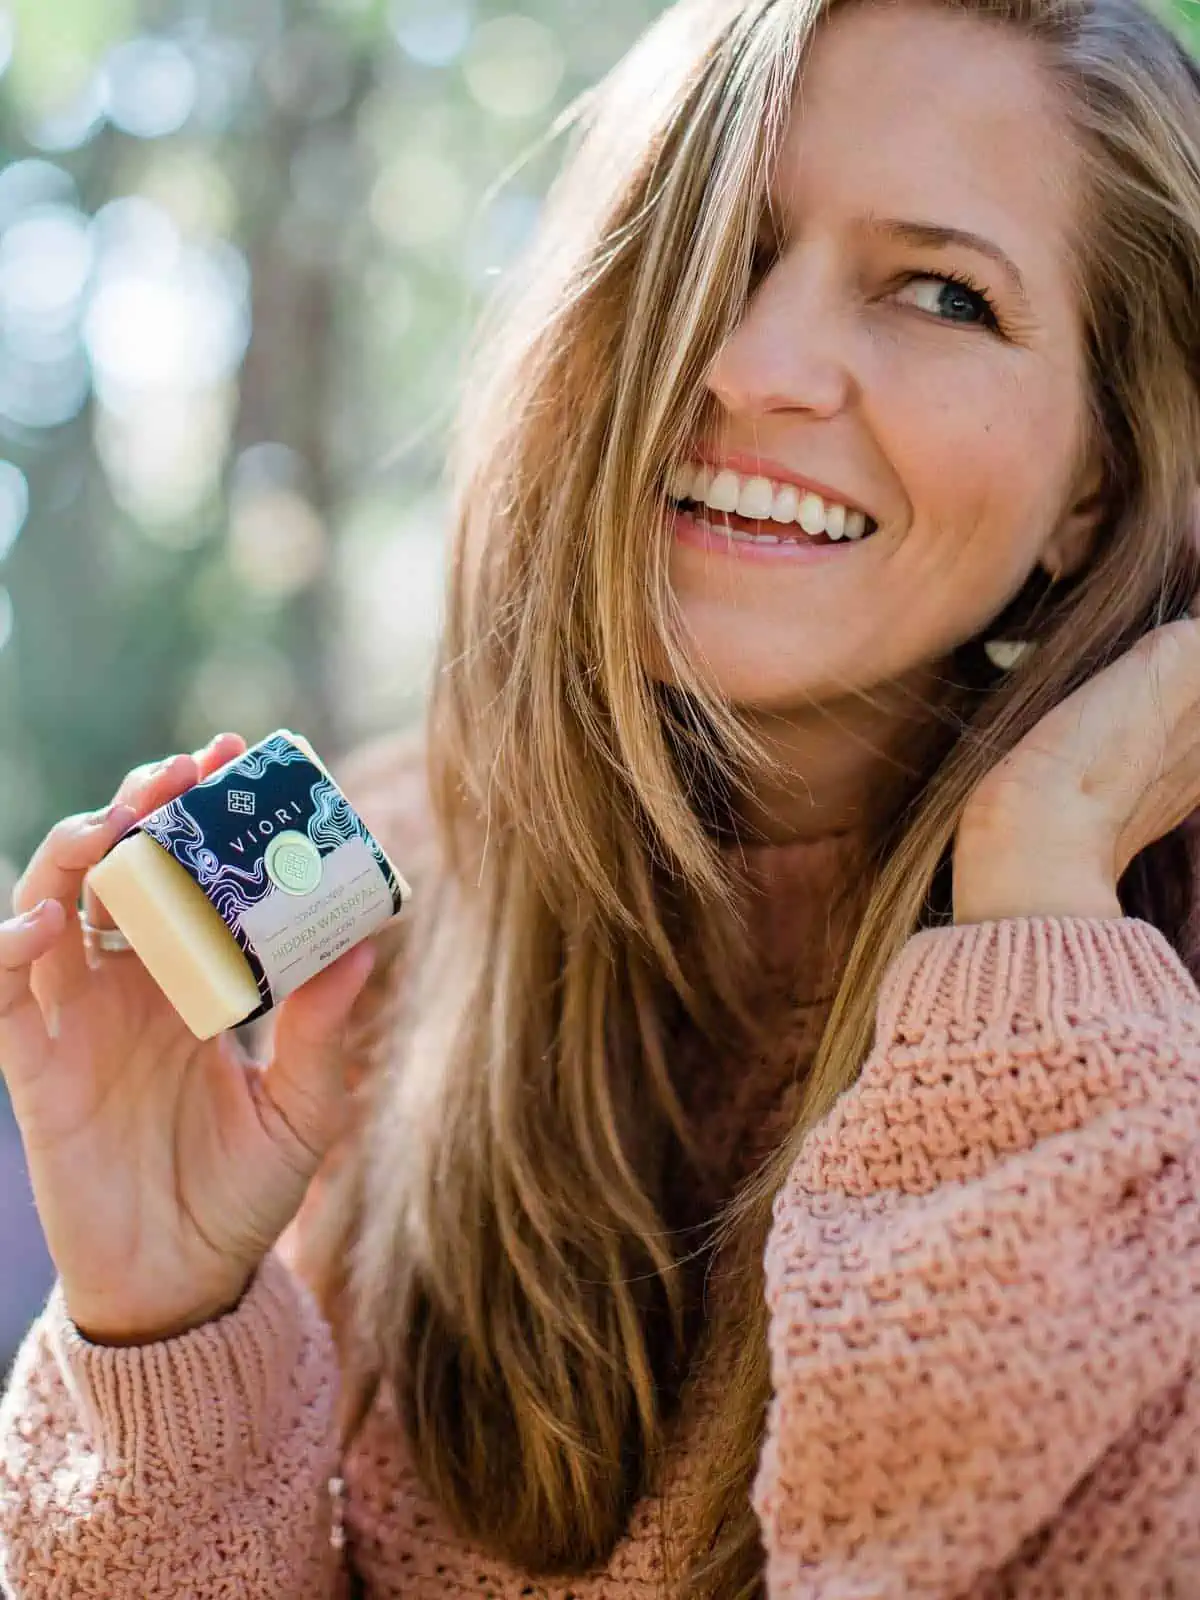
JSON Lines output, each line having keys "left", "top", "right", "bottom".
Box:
{"left": 257, "top": 940, "right": 378, "bottom": 1166}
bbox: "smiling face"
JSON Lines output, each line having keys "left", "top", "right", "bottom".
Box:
{"left": 668, "top": 0, "right": 1102, "bottom": 714}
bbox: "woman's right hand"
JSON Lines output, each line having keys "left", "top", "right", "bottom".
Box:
{"left": 0, "top": 732, "right": 379, "bottom": 1346}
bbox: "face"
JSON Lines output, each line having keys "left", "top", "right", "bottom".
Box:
{"left": 668, "top": 0, "right": 1100, "bottom": 713}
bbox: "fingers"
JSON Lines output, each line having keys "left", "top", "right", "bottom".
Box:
{"left": 80, "top": 732, "right": 247, "bottom": 941}
{"left": 74, "top": 757, "right": 196, "bottom": 948}
{"left": 10, "top": 803, "right": 138, "bottom": 922}
{"left": 0, "top": 897, "right": 67, "bottom": 1105}
{"left": 11, "top": 802, "right": 140, "bottom": 1013}
{"left": 256, "top": 942, "right": 378, "bottom": 1172}
{"left": 114, "top": 731, "right": 245, "bottom": 814}
{"left": 15, "top": 732, "right": 246, "bottom": 1018}
{"left": 1071, "top": 614, "right": 1200, "bottom": 863}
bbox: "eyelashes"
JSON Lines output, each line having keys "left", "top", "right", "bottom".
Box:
{"left": 745, "top": 244, "right": 1005, "bottom": 334}
{"left": 894, "top": 269, "right": 1003, "bottom": 331}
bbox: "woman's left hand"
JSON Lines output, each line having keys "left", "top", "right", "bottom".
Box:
{"left": 954, "top": 598, "right": 1200, "bottom": 924}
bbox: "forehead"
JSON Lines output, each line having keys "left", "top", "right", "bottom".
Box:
{"left": 767, "top": 1, "right": 1083, "bottom": 273}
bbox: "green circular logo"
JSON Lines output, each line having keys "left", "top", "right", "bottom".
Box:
{"left": 264, "top": 830, "right": 323, "bottom": 896}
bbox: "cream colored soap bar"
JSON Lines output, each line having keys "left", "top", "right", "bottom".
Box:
{"left": 85, "top": 728, "right": 410, "bottom": 1041}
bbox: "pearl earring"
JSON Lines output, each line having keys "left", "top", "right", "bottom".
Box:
{"left": 983, "top": 638, "right": 1033, "bottom": 670}
{"left": 981, "top": 562, "right": 1062, "bottom": 671}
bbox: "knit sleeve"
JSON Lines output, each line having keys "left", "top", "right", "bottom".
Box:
{"left": 0, "top": 728, "right": 430, "bottom": 1600}
{"left": 755, "top": 915, "right": 1200, "bottom": 1599}
{"left": 0, "top": 1253, "right": 349, "bottom": 1598}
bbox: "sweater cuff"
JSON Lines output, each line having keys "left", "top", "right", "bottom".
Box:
{"left": 877, "top": 915, "right": 1200, "bottom": 1046}
{"left": 47, "top": 1252, "right": 320, "bottom": 1482}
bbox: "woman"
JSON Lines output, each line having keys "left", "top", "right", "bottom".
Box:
{"left": 4, "top": 0, "right": 1200, "bottom": 1592}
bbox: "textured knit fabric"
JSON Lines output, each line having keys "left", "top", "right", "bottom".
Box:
{"left": 3, "top": 734, "right": 1200, "bottom": 1598}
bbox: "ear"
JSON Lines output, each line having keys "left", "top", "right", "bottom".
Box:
{"left": 1039, "top": 455, "right": 1106, "bottom": 581}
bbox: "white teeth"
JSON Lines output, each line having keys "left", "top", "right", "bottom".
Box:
{"left": 797, "top": 492, "right": 826, "bottom": 536}
{"left": 672, "top": 460, "right": 874, "bottom": 543}
{"left": 772, "top": 482, "right": 800, "bottom": 523}
{"left": 737, "top": 475, "right": 775, "bottom": 520}
{"left": 702, "top": 518, "right": 783, "bottom": 545}
{"left": 706, "top": 469, "right": 741, "bottom": 514}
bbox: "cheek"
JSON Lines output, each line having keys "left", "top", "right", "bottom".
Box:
{"left": 664, "top": 347, "right": 1088, "bottom": 711}
{"left": 878, "top": 358, "right": 1081, "bottom": 621}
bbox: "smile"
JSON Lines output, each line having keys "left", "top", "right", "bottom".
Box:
{"left": 666, "top": 461, "right": 880, "bottom": 561}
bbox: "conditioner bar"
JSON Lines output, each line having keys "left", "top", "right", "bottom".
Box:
{"left": 85, "top": 728, "right": 411, "bottom": 1039}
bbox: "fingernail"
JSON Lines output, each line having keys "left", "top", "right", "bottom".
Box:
{"left": 46, "top": 1004, "right": 60, "bottom": 1040}
{"left": 18, "top": 898, "right": 52, "bottom": 924}
{"left": 86, "top": 803, "right": 134, "bottom": 829}
{"left": 141, "top": 755, "right": 177, "bottom": 783}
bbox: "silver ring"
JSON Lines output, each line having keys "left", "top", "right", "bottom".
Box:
{"left": 77, "top": 905, "right": 134, "bottom": 954}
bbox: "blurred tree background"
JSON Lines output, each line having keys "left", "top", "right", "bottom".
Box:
{"left": 0, "top": 0, "right": 1197, "bottom": 1364}
{"left": 0, "top": 0, "right": 664, "bottom": 1364}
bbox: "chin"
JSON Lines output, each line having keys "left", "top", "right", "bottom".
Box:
{"left": 670, "top": 641, "right": 846, "bottom": 711}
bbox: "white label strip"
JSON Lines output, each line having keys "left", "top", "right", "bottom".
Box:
{"left": 239, "top": 835, "right": 396, "bottom": 1002}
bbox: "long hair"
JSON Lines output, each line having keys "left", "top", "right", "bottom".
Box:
{"left": 304, "top": 0, "right": 1200, "bottom": 1593}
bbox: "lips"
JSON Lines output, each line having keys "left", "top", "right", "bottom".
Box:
{"left": 711, "top": 506, "right": 841, "bottom": 544}
{"left": 671, "top": 504, "right": 870, "bottom": 564}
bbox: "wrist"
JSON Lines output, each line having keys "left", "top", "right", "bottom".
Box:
{"left": 66, "top": 1275, "right": 255, "bottom": 1347}
{"left": 954, "top": 870, "right": 1123, "bottom": 924}
{"left": 953, "top": 816, "right": 1122, "bottom": 925}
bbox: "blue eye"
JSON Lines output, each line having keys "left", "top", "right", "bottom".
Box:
{"left": 894, "top": 273, "right": 999, "bottom": 329}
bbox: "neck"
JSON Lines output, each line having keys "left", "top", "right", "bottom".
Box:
{"left": 733, "top": 664, "right": 954, "bottom": 844}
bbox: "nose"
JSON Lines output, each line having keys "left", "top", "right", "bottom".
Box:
{"left": 704, "top": 251, "right": 855, "bottom": 421}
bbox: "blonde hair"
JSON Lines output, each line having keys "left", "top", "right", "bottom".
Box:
{"left": 307, "top": 0, "right": 1200, "bottom": 1593}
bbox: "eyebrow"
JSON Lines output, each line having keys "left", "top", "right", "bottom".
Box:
{"left": 870, "top": 217, "right": 1030, "bottom": 306}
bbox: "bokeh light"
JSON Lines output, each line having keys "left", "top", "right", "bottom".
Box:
{"left": 227, "top": 443, "right": 328, "bottom": 599}
{"left": 0, "top": 462, "right": 30, "bottom": 560}
{"left": 391, "top": 0, "right": 475, "bottom": 66}
{"left": 27, "top": 82, "right": 106, "bottom": 153}
{"left": 370, "top": 148, "right": 468, "bottom": 250}
{"left": 100, "top": 37, "right": 198, "bottom": 138}
{"left": 463, "top": 15, "right": 563, "bottom": 118}
{"left": 179, "top": 641, "right": 301, "bottom": 748}
{"left": 0, "top": 205, "right": 93, "bottom": 347}
{"left": 84, "top": 239, "right": 251, "bottom": 396}
{"left": 0, "top": 160, "right": 76, "bottom": 229}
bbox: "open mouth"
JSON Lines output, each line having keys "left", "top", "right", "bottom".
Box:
{"left": 669, "top": 496, "right": 879, "bottom": 548}
{"left": 663, "top": 461, "right": 879, "bottom": 547}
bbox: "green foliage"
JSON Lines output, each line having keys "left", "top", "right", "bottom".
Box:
{"left": 1, "top": 0, "right": 1195, "bottom": 889}
{"left": 0, "top": 0, "right": 663, "bottom": 899}
{"left": 0, "top": 0, "right": 1197, "bottom": 1365}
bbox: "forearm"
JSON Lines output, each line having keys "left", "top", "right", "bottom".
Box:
{"left": 757, "top": 913, "right": 1200, "bottom": 1597}
{"left": 0, "top": 1254, "right": 344, "bottom": 1599}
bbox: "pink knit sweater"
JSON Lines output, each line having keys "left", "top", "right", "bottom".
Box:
{"left": 4, "top": 740, "right": 1200, "bottom": 1597}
